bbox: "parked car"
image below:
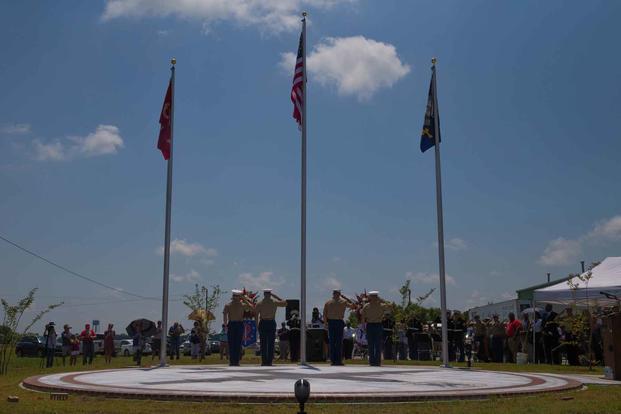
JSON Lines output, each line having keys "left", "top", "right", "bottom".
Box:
{"left": 180, "top": 339, "right": 191, "bottom": 356}
{"left": 94, "top": 334, "right": 105, "bottom": 354}
{"left": 119, "top": 339, "right": 152, "bottom": 356}
{"left": 15, "top": 336, "right": 45, "bottom": 357}
{"left": 208, "top": 334, "right": 222, "bottom": 353}
{"left": 55, "top": 338, "right": 64, "bottom": 355}
{"left": 181, "top": 338, "right": 214, "bottom": 356}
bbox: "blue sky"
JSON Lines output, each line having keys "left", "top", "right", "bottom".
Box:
{"left": 1, "top": 0, "right": 621, "bottom": 332}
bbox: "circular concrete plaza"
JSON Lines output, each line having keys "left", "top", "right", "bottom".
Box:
{"left": 23, "top": 364, "right": 583, "bottom": 402}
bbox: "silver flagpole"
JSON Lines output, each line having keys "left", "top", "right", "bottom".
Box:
{"left": 300, "top": 12, "right": 308, "bottom": 365}
{"left": 431, "top": 58, "right": 450, "bottom": 368}
{"left": 160, "top": 57, "right": 176, "bottom": 367}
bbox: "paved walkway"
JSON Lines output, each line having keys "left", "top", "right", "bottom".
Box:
{"left": 22, "top": 364, "right": 591, "bottom": 402}
{"left": 545, "top": 373, "right": 621, "bottom": 385}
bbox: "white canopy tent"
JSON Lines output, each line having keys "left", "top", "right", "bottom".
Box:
{"left": 534, "top": 257, "right": 621, "bottom": 307}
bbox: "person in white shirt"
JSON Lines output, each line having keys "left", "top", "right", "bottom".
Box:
{"left": 343, "top": 322, "right": 355, "bottom": 360}
{"left": 532, "top": 311, "right": 544, "bottom": 363}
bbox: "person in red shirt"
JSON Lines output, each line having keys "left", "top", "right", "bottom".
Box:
{"left": 505, "top": 313, "right": 522, "bottom": 363}
{"left": 80, "top": 324, "right": 96, "bottom": 365}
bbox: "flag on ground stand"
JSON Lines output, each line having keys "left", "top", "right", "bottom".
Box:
{"left": 290, "top": 31, "right": 304, "bottom": 127}
{"left": 158, "top": 79, "right": 172, "bottom": 160}
{"left": 420, "top": 69, "right": 440, "bottom": 153}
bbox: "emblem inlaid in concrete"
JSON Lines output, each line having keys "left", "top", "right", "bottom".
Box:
{"left": 23, "top": 365, "right": 584, "bottom": 402}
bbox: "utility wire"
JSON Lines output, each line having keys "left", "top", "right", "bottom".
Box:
{"left": 60, "top": 298, "right": 182, "bottom": 308}
{"left": 0, "top": 234, "right": 158, "bottom": 301}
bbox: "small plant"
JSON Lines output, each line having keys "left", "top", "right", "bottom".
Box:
{"left": 182, "top": 284, "right": 222, "bottom": 336}
{"left": 0, "top": 288, "right": 62, "bottom": 375}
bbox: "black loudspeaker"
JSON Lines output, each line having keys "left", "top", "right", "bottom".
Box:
{"left": 286, "top": 300, "right": 300, "bottom": 321}
{"left": 306, "top": 328, "right": 327, "bottom": 362}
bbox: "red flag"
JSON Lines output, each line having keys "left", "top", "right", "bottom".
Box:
{"left": 157, "top": 80, "right": 172, "bottom": 160}
{"left": 290, "top": 31, "right": 304, "bottom": 127}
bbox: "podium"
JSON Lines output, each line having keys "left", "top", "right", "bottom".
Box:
{"left": 306, "top": 328, "right": 327, "bottom": 362}
{"left": 602, "top": 312, "right": 621, "bottom": 380}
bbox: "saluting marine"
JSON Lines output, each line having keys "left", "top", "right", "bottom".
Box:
{"left": 323, "top": 289, "right": 356, "bottom": 366}
{"left": 361, "top": 291, "right": 392, "bottom": 366}
{"left": 223, "top": 290, "right": 253, "bottom": 366}
{"left": 255, "top": 289, "right": 287, "bottom": 366}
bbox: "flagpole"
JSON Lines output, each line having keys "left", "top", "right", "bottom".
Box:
{"left": 431, "top": 58, "right": 450, "bottom": 368}
{"left": 300, "top": 11, "right": 308, "bottom": 365}
{"left": 160, "top": 57, "right": 176, "bottom": 367}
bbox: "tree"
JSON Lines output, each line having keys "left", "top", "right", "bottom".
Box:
{"left": 0, "top": 288, "right": 62, "bottom": 375}
{"left": 567, "top": 262, "right": 600, "bottom": 369}
{"left": 182, "top": 284, "right": 222, "bottom": 336}
{"left": 392, "top": 284, "right": 438, "bottom": 325}
{"left": 399, "top": 280, "right": 412, "bottom": 308}
{"left": 346, "top": 311, "right": 359, "bottom": 328}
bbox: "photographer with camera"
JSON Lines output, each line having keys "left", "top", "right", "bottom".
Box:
{"left": 43, "top": 322, "right": 57, "bottom": 368}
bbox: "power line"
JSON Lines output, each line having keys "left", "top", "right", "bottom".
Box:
{"left": 59, "top": 298, "right": 182, "bottom": 308}
{"left": 0, "top": 234, "right": 158, "bottom": 301}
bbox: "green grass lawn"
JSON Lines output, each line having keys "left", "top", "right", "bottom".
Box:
{"left": 1, "top": 354, "right": 619, "bottom": 414}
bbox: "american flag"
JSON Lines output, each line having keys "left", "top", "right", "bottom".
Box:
{"left": 290, "top": 31, "right": 304, "bottom": 127}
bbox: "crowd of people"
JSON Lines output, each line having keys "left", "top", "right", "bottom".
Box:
{"left": 232, "top": 292, "right": 611, "bottom": 367}
{"left": 41, "top": 322, "right": 98, "bottom": 367}
{"left": 39, "top": 318, "right": 227, "bottom": 368}
{"left": 467, "top": 304, "right": 606, "bottom": 366}
{"left": 37, "top": 291, "right": 611, "bottom": 370}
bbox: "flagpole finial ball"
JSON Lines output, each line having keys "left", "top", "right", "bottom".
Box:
{"left": 302, "top": 11, "right": 307, "bottom": 17}
{"left": 431, "top": 57, "right": 437, "bottom": 65}
{"left": 171, "top": 57, "right": 177, "bottom": 65}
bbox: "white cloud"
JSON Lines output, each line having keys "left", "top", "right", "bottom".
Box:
{"left": 435, "top": 237, "right": 467, "bottom": 251}
{"left": 466, "top": 289, "right": 516, "bottom": 308}
{"left": 466, "top": 289, "right": 515, "bottom": 308}
{"left": 107, "top": 287, "right": 126, "bottom": 299}
{"left": 157, "top": 239, "right": 211, "bottom": 257}
{"left": 205, "top": 248, "right": 218, "bottom": 258}
{"left": 587, "top": 215, "right": 621, "bottom": 241}
{"left": 171, "top": 239, "right": 205, "bottom": 256}
{"left": 405, "top": 271, "right": 457, "bottom": 287}
{"left": 33, "top": 140, "right": 65, "bottom": 161}
{"left": 539, "top": 214, "right": 621, "bottom": 267}
{"left": 102, "top": 0, "right": 355, "bottom": 34}
{"left": 466, "top": 289, "right": 487, "bottom": 307}
{"left": 280, "top": 36, "right": 410, "bottom": 101}
{"left": 171, "top": 269, "right": 201, "bottom": 283}
{"left": 238, "top": 271, "right": 284, "bottom": 291}
{"left": 1, "top": 123, "right": 31, "bottom": 135}
{"left": 33, "top": 125, "right": 124, "bottom": 161}
{"left": 320, "top": 275, "right": 342, "bottom": 291}
{"left": 157, "top": 29, "right": 169, "bottom": 37}
{"left": 539, "top": 237, "right": 582, "bottom": 266}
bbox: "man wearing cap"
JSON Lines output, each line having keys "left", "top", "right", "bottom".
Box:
{"left": 287, "top": 310, "right": 301, "bottom": 362}
{"left": 255, "top": 289, "right": 287, "bottom": 366}
{"left": 323, "top": 289, "right": 356, "bottom": 366}
{"left": 489, "top": 314, "right": 505, "bottom": 363}
{"left": 361, "top": 291, "right": 392, "bottom": 366}
{"left": 43, "top": 322, "right": 57, "bottom": 368}
{"left": 223, "top": 290, "right": 253, "bottom": 366}
{"left": 61, "top": 324, "right": 72, "bottom": 366}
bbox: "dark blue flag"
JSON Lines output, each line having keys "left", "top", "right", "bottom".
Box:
{"left": 420, "top": 68, "right": 440, "bottom": 153}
